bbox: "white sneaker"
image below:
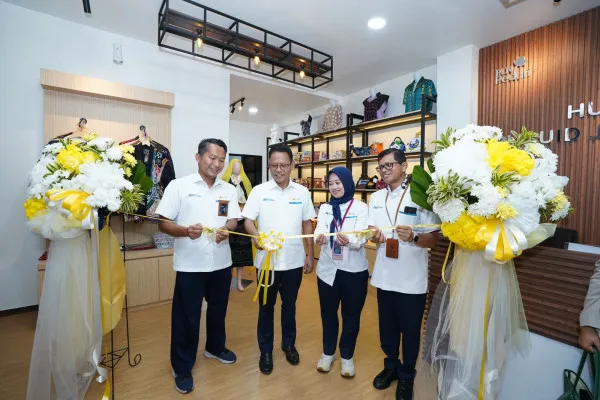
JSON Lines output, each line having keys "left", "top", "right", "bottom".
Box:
{"left": 340, "top": 358, "right": 355, "bottom": 378}
{"left": 316, "top": 353, "right": 336, "bottom": 373}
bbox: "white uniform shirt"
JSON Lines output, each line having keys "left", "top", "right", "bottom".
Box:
{"left": 242, "top": 180, "right": 316, "bottom": 271}
{"left": 368, "top": 182, "right": 441, "bottom": 294}
{"left": 155, "top": 173, "right": 241, "bottom": 273}
{"left": 314, "top": 200, "right": 369, "bottom": 286}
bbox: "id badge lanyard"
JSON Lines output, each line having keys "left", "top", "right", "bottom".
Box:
{"left": 332, "top": 199, "right": 354, "bottom": 259}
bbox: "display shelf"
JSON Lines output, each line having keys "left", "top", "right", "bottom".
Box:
{"left": 350, "top": 111, "right": 437, "bottom": 132}
{"left": 349, "top": 152, "right": 432, "bottom": 163}
{"left": 296, "top": 158, "right": 346, "bottom": 168}
{"left": 124, "top": 248, "right": 174, "bottom": 261}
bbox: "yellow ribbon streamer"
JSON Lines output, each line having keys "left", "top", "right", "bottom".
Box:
{"left": 46, "top": 189, "right": 92, "bottom": 221}
{"left": 441, "top": 242, "right": 454, "bottom": 284}
{"left": 478, "top": 271, "right": 492, "bottom": 400}
{"left": 98, "top": 216, "right": 126, "bottom": 334}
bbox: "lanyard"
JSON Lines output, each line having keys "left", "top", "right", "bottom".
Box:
{"left": 333, "top": 199, "right": 354, "bottom": 232}
{"left": 385, "top": 186, "right": 409, "bottom": 239}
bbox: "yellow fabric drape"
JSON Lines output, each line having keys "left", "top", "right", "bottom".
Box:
{"left": 98, "top": 222, "right": 126, "bottom": 334}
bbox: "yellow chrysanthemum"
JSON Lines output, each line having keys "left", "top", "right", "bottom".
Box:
{"left": 23, "top": 197, "right": 47, "bottom": 220}
{"left": 82, "top": 151, "right": 100, "bottom": 164}
{"left": 496, "top": 203, "right": 518, "bottom": 220}
{"left": 123, "top": 153, "right": 137, "bottom": 167}
{"left": 56, "top": 144, "right": 84, "bottom": 172}
{"left": 441, "top": 213, "right": 488, "bottom": 251}
{"left": 124, "top": 167, "right": 132, "bottom": 178}
{"left": 83, "top": 132, "right": 98, "bottom": 141}
{"left": 120, "top": 145, "right": 135, "bottom": 154}
{"left": 487, "top": 140, "right": 534, "bottom": 177}
{"left": 551, "top": 192, "right": 569, "bottom": 210}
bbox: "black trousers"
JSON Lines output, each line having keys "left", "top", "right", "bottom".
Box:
{"left": 317, "top": 269, "right": 368, "bottom": 360}
{"left": 171, "top": 268, "right": 232, "bottom": 375}
{"left": 256, "top": 267, "right": 303, "bottom": 354}
{"left": 377, "top": 288, "right": 427, "bottom": 381}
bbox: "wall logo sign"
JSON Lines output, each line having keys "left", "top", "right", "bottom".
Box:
{"left": 495, "top": 56, "right": 532, "bottom": 84}
{"left": 538, "top": 101, "right": 600, "bottom": 144}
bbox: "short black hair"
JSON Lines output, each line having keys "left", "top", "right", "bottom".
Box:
{"left": 268, "top": 143, "right": 293, "bottom": 162}
{"left": 377, "top": 148, "right": 406, "bottom": 164}
{"left": 198, "top": 138, "right": 227, "bottom": 155}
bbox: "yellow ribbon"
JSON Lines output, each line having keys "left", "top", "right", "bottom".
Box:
{"left": 46, "top": 189, "right": 92, "bottom": 221}
{"left": 478, "top": 271, "right": 492, "bottom": 400}
{"left": 441, "top": 242, "right": 454, "bottom": 284}
{"left": 252, "top": 251, "right": 275, "bottom": 305}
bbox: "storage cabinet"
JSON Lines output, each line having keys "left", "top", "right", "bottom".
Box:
{"left": 158, "top": 255, "right": 176, "bottom": 301}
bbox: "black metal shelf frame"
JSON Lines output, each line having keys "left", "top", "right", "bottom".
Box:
{"left": 158, "top": 0, "right": 333, "bottom": 89}
{"left": 266, "top": 95, "right": 437, "bottom": 203}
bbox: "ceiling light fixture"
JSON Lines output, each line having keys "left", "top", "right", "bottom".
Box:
{"left": 367, "top": 17, "right": 386, "bottom": 30}
{"left": 196, "top": 29, "right": 203, "bottom": 48}
{"left": 299, "top": 65, "right": 305, "bottom": 80}
{"left": 230, "top": 97, "right": 246, "bottom": 115}
{"left": 82, "top": 0, "right": 91, "bottom": 14}
{"left": 248, "top": 106, "right": 258, "bottom": 114}
{"left": 238, "top": 100, "right": 244, "bottom": 111}
{"left": 253, "top": 49, "right": 261, "bottom": 67}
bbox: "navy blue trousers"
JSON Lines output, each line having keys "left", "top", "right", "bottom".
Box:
{"left": 377, "top": 288, "right": 427, "bottom": 380}
{"left": 317, "top": 269, "right": 369, "bottom": 359}
{"left": 170, "top": 268, "right": 232, "bottom": 375}
{"left": 256, "top": 267, "right": 303, "bottom": 354}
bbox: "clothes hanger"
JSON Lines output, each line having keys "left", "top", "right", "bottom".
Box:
{"left": 49, "top": 118, "right": 88, "bottom": 143}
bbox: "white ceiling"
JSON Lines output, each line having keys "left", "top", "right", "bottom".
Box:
{"left": 4, "top": 0, "right": 600, "bottom": 95}
{"left": 229, "top": 75, "right": 329, "bottom": 125}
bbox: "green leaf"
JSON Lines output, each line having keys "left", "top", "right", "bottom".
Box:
{"left": 128, "top": 161, "right": 153, "bottom": 194}
{"left": 410, "top": 166, "right": 434, "bottom": 211}
{"left": 427, "top": 157, "right": 435, "bottom": 174}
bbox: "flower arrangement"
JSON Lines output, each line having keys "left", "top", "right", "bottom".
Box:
{"left": 24, "top": 133, "right": 152, "bottom": 238}
{"left": 411, "top": 125, "right": 571, "bottom": 263}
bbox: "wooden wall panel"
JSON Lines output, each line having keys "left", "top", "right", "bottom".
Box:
{"left": 478, "top": 7, "right": 600, "bottom": 246}
{"left": 429, "top": 236, "right": 599, "bottom": 346}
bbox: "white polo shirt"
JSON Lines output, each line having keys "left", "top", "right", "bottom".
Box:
{"left": 368, "top": 182, "right": 441, "bottom": 294}
{"left": 314, "top": 200, "right": 369, "bottom": 286}
{"left": 155, "top": 173, "right": 241, "bottom": 273}
{"left": 242, "top": 180, "right": 316, "bottom": 271}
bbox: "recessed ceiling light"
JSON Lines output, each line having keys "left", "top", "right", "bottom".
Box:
{"left": 248, "top": 106, "right": 258, "bottom": 114}
{"left": 368, "top": 17, "right": 386, "bottom": 30}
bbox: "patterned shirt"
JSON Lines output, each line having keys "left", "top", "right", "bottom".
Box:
{"left": 318, "top": 104, "right": 344, "bottom": 133}
{"left": 403, "top": 78, "right": 437, "bottom": 113}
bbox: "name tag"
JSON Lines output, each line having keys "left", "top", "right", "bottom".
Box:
{"left": 263, "top": 198, "right": 275, "bottom": 202}
{"left": 373, "top": 206, "right": 384, "bottom": 209}
{"left": 188, "top": 193, "right": 202, "bottom": 198}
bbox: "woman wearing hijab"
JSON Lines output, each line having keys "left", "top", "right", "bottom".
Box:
{"left": 314, "top": 167, "right": 370, "bottom": 378}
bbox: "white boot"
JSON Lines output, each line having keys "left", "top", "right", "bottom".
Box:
{"left": 340, "top": 358, "right": 355, "bottom": 378}
{"left": 316, "top": 354, "right": 336, "bottom": 373}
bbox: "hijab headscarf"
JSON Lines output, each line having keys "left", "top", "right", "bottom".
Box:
{"left": 327, "top": 167, "right": 355, "bottom": 247}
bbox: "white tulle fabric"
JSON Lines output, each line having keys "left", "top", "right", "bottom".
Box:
{"left": 26, "top": 211, "right": 103, "bottom": 400}
{"left": 421, "top": 249, "right": 531, "bottom": 400}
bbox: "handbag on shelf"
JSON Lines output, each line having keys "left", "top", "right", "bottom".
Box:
{"left": 389, "top": 137, "right": 406, "bottom": 152}
{"left": 558, "top": 348, "right": 600, "bottom": 400}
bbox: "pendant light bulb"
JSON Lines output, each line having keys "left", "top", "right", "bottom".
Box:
{"left": 299, "top": 66, "right": 305, "bottom": 80}
{"left": 253, "top": 55, "right": 261, "bottom": 66}
{"left": 239, "top": 102, "right": 243, "bottom": 111}
{"left": 195, "top": 29, "right": 203, "bottom": 48}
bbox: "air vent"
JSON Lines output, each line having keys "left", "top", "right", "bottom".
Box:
{"left": 499, "top": 0, "right": 528, "bottom": 8}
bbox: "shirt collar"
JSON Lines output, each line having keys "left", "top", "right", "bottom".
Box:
{"left": 268, "top": 179, "right": 295, "bottom": 191}
{"left": 193, "top": 173, "right": 223, "bottom": 188}
{"left": 387, "top": 179, "right": 409, "bottom": 196}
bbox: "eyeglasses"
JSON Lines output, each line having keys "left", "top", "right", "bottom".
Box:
{"left": 269, "top": 163, "right": 291, "bottom": 170}
{"left": 375, "top": 162, "right": 400, "bottom": 172}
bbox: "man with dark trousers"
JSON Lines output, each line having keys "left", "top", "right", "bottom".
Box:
{"left": 243, "top": 143, "right": 316, "bottom": 375}
{"left": 157, "top": 138, "right": 240, "bottom": 394}
{"left": 368, "top": 148, "right": 440, "bottom": 400}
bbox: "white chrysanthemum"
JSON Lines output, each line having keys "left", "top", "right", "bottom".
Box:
{"left": 506, "top": 183, "right": 540, "bottom": 234}
{"left": 75, "top": 162, "right": 132, "bottom": 210}
{"left": 42, "top": 142, "right": 65, "bottom": 155}
{"left": 432, "top": 198, "right": 465, "bottom": 223}
{"left": 522, "top": 166, "right": 569, "bottom": 207}
{"left": 88, "top": 138, "right": 114, "bottom": 151}
{"left": 432, "top": 138, "right": 492, "bottom": 185}
{"left": 85, "top": 187, "right": 123, "bottom": 211}
{"left": 105, "top": 146, "right": 123, "bottom": 161}
{"left": 551, "top": 200, "right": 571, "bottom": 221}
{"left": 467, "top": 183, "right": 501, "bottom": 217}
{"left": 451, "top": 124, "right": 503, "bottom": 143}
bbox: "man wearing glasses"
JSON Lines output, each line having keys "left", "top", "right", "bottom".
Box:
{"left": 368, "top": 148, "right": 440, "bottom": 400}
{"left": 243, "top": 144, "right": 316, "bottom": 375}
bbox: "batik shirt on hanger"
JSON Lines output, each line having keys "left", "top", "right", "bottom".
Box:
{"left": 134, "top": 142, "right": 175, "bottom": 216}
{"left": 403, "top": 78, "right": 437, "bottom": 113}
{"left": 318, "top": 104, "right": 344, "bottom": 132}
{"left": 363, "top": 93, "right": 390, "bottom": 121}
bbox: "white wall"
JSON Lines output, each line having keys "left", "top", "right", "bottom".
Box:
{"left": 437, "top": 45, "right": 479, "bottom": 133}
{"left": 0, "top": 2, "right": 231, "bottom": 311}
{"left": 228, "top": 120, "right": 269, "bottom": 182}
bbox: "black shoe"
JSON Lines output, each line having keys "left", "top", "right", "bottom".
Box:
{"left": 396, "top": 379, "right": 414, "bottom": 400}
{"left": 281, "top": 344, "right": 300, "bottom": 365}
{"left": 172, "top": 371, "right": 194, "bottom": 394}
{"left": 259, "top": 353, "right": 273, "bottom": 375}
{"left": 204, "top": 348, "right": 237, "bottom": 364}
{"left": 373, "top": 368, "right": 398, "bottom": 390}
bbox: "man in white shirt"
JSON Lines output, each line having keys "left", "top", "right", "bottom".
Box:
{"left": 156, "top": 139, "right": 240, "bottom": 395}
{"left": 243, "top": 144, "right": 316, "bottom": 375}
{"left": 368, "top": 148, "right": 441, "bottom": 400}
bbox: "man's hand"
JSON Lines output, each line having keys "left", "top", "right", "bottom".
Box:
{"left": 315, "top": 234, "right": 327, "bottom": 246}
{"left": 370, "top": 227, "right": 386, "bottom": 244}
{"left": 187, "top": 224, "right": 203, "bottom": 240}
{"left": 579, "top": 326, "right": 600, "bottom": 353}
{"left": 395, "top": 225, "right": 413, "bottom": 242}
{"left": 252, "top": 236, "right": 264, "bottom": 250}
{"left": 215, "top": 227, "right": 229, "bottom": 244}
{"left": 336, "top": 234, "right": 350, "bottom": 247}
{"left": 303, "top": 255, "right": 314, "bottom": 274}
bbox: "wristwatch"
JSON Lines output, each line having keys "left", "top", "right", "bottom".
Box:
{"left": 411, "top": 232, "right": 419, "bottom": 244}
